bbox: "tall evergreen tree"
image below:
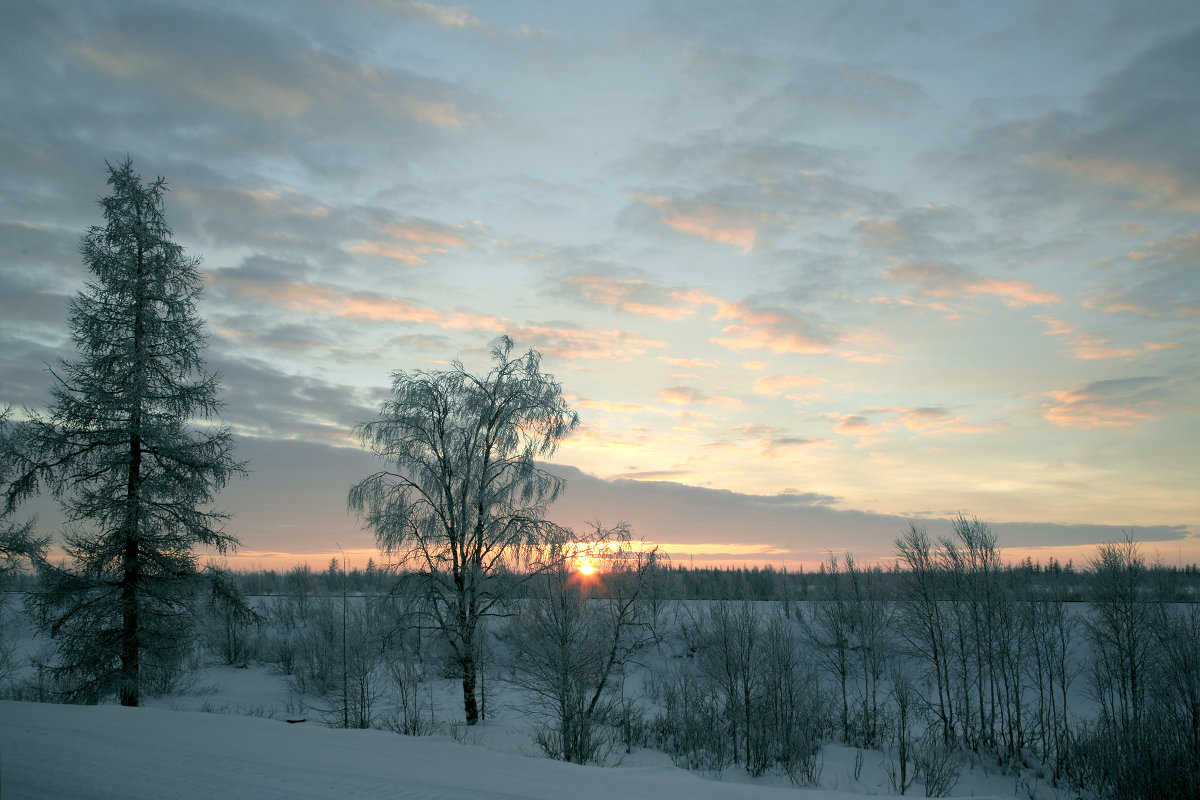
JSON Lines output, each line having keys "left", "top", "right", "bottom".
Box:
{"left": 0, "top": 407, "right": 47, "bottom": 578}
{"left": 3, "top": 158, "right": 244, "bottom": 706}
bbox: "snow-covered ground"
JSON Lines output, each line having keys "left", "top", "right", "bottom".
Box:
{"left": 0, "top": 595, "right": 1069, "bottom": 799}
{"left": 1, "top": 699, "right": 1018, "bottom": 800}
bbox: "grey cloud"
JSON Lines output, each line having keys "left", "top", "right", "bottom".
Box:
{"left": 209, "top": 353, "right": 387, "bottom": 443}
{"left": 953, "top": 24, "right": 1200, "bottom": 224}
{"left": 0, "top": 1, "right": 484, "bottom": 216}
{"left": 1097, "top": 231, "right": 1200, "bottom": 318}
{"left": 1079, "top": 24, "right": 1200, "bottom": 173}
{"left": 736, "top": 61, "right": 934, "bottom": 131}
{"left": 545, "top": 465, "right": 1191, "bottom": 560}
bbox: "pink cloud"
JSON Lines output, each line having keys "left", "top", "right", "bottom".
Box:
{"left": 1038, "top": 378, "right": 1165, "bottom": 429}
{"left": 563, "top": 276, "right": 708, "bottom": 321}
{"left": 348, "top": 219, "right": 475, "bottom": 264}
{"left": 1028, "top": 154, "right": 1200, "bottom": 214}
{"left": 634, "top": 195, "right": 769, "bottom": 252}
{"left": 656, "top": 386, "right": 741, "bottom": 409}
{"left": 885, "top": 262, "right": 1060, "bottom": 309}
{"left": 1038, "top": 315, "right": 1181, "bottom": 360}
{"left": 751, "top": 374, "right": 824, "bottom": 397}
{"left": 709, "top": 301, "right": 832, "bottom": 355}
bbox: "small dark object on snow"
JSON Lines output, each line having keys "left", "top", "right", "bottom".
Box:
{"left": 286, "top": 718, "right": 307, "bottom": 724}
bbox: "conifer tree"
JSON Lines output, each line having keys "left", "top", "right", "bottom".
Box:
{"left": 3, "top": 158, "right": 244, "bottom": 705}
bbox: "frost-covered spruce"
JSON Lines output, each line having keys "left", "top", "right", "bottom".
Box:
{"left": 4, "top": 158, "right": 244, "bottom": 706}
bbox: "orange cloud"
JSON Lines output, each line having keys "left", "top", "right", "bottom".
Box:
{"left": 634, "top": 195, "right": 769, "bottom": 251}
{"left": 1029, "top": 155, "right": 1200, "bottom": 214}
{"left": 893, "top": 407, "right": 988, "bottom": 435}
{"left": 401, "top": 97, "right": 472, "bottom": 128}
{"left": 571, "top": 398, "right": 654, "bottom": 414}
{"left": 885, "top": 262, "right": 1061, "bottom": 308}
{"left": 280, "top": 281, "right": 502, "bottom": 329}
{"left": 510, "top": 324, "right": 667, "bottom": 361}
{"left": 752, "top": 374, "right": 824, "bottom": 397}
{"left": 1038, "top": 315, "right": 1180, "bottom": 360}
{"left": 564, "top": 276, "right": 708, "bottom": 320}
{"left": 1039, "top": 378, "right": 1164, "bottom": 429}
{"left": 209, "top": 272, "right": 663, "bottom": 360}
{"left": 398, "top": 1, "right": 482, "bottom": 29}
{"left": 658, "top": 356, "right": 720, "bottom": 369}
{"left": 709, "top": 301, "right": 832, "bottom": 355}
{"left": 830, "top": 414, "right": 886, "bottom": 438}
{"left": 349, "top": 219, "right": 475, "bottom": 264}
{"left": 656, "top": 386, "right": 740, "bottom": 409}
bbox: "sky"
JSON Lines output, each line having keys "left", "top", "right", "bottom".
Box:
{"left": 1, "top": 0, "right": 1198, "bottom": 570}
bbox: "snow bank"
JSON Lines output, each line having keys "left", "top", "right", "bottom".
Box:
{"left": 0, "top": 701, "right": 832, "bottom": 799}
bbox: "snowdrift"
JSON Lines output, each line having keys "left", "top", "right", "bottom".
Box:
{"left": 0, "top": 701, "right": 1011, "bottom": 800}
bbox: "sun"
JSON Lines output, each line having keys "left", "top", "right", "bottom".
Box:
{"left": 578, "top": 560, "right": 596, "bottom": 576}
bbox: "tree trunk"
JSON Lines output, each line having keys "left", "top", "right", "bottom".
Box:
{"left": 121, "top": 426, "right": 142, "bottom": 706}
{"left": 120, "top": 232, "right": 146, "bottom": 708}
{"left": 461, "top": 651, "right": 479, "bottom": 724}
{"left": 120, "top": 530, "right": 139, "bottom": 706}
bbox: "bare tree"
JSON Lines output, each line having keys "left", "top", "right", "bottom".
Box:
{"left": 348, "top": 337, "right": 579, "bottom": 724}
{"left": 3, "top": 159, "right": 244, "bottom": 706}
{"left": 506, "top": 531, "right": 664, "bottom": 762}
{"left": 804, "top": 554, "right": 853, "bottom": 742}
{"left": 894, "top": 523, "right": 954, "bottom": 741}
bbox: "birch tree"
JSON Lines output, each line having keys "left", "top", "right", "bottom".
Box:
{"left": 3, "top": 158, "right": 243, "bottom": 706}
{"left": 348, "top": 337, "right": 579, "bottom": 724}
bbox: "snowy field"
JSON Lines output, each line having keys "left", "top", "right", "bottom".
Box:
{"left": 0, "top": 650, "right": 1045, "bottom": 800}
{"left": 1, "top": 698, "right": 1018, "bottom": 800}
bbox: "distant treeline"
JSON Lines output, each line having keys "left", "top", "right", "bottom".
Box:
{"left": 12, "top": 550, "right": 1193, "bottom": 602}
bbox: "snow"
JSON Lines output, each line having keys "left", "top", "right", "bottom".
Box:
{"left": 0, "top": 597, "right": 1051, "bottom": 800}
{"left": 1, "top": 700, "right": 928, "bottom": 800}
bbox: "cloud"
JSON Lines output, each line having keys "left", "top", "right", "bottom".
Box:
{"left": 657, "top": 386, "right": 741, "bottom": 409}
{"left": 1037, "top": 313, "right": 1183, "bottom": 361}
{"left": 70, "top": 5, "right": 477, "bottom": 130}
{"left": 610, "top": 470, "right": 693, "bottom": 482}
{"left": 570, "top": 398, "right": 654, "bottom": 414}
{"left": 393, "top": 1, "right": 483, "bottom": 30}
{"left": 892, "top": 407, "right": 988, "bottom": 435}
{"left": 348, "top": 218, "right": 479, "bottom": 265}
{"left": 1039, "top": 376, "right": 1167, "bottom": 429}
{"left": 1028, "top": 155, "right": 1200, "bottom": 214}
{"left": 825, "top": 406, "right": 990, "bottom": 442}
{"left": 852, "top": 204, "right": 975, "bottom": 260}
{"left": 738, "top": 60, "right": 935, "bottom": 128}
{"left": 560, "top": 275, "right": 709, "bottom": 320}
{"left": 884, "top": 262, "right": 1061, "bottom": 308}
{"left": 545, "top": 465, "right": 1190, "bottom": 563}
{"left": 830, "top": 413, "right": 886, "bottom": 440}
{"left": 709, "top": 300, "right": 835, "bottom": 355}
{"left": 725, "top": 424, "right": 821, "bottom": 459}
{"left": 208, "top": 264, "right": 666, "bottom": 361}
{"left": 658, "top": 356, "right": 720, "bottom": 369}
{"left": 1086, "top": 230, "right": 1200, "bottom": 319}
{"left": 620, "top": 134, "right": 894, "bottom": 247}
{"left": 751, "top": 374, "right": 824, "bottom": 398}
{"left": 633, "top": 194, "right": 771, "bottom": 251}
{"left": 209, "top": 354, "right": 388, "bottom": 444}
{"left": 509, "top": 323, "right": 667, "bottom": 361}
{"left": 963, "top": 24, "right": 1200, "bottom": 222}
{"left": 209, "top": 268, "right": 507, "bottom": 331}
